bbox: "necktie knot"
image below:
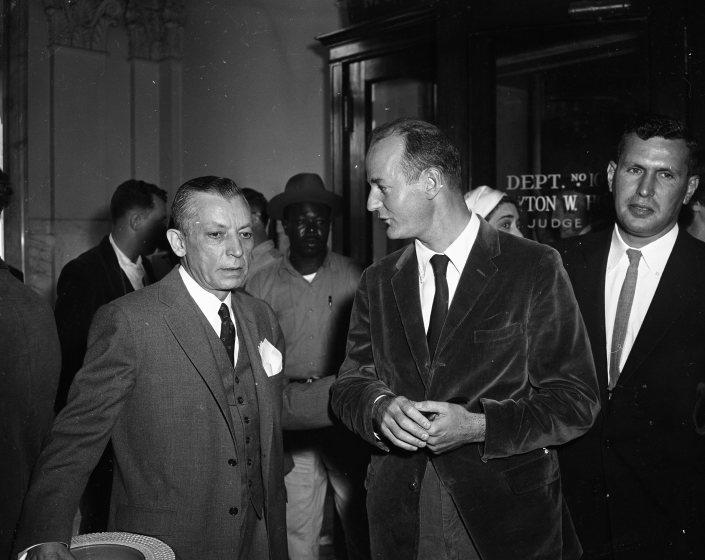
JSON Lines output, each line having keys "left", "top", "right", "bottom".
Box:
{"left": 626, "top": 249, "right": 641, "bottom": 266}
{"left": 430, "top": 254, "right": 450, "bottom": 278}
{"left": 218, "top": 303, "right": 231, "bottom": 321}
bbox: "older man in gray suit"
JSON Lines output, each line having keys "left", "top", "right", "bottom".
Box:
{"left": 15, "top": 176, "right": 293, "bottom": 560}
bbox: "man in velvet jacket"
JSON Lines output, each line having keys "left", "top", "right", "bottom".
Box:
{"left": 558, "top": 115, "right": 705, "bottom": 558}
{"left": 15, "top": 177, "right": 290, "bottom": 560}
{"left": 330, "top": 118, "right": 600, "bottom": 560}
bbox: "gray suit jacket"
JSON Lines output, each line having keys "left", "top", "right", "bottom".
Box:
{"left": 14, "top": 267, "right": 288, "bottom": 560}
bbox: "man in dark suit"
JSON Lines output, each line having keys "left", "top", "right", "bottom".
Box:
{"left": 330, "top": 118, "right": 600, "bottom": 560}
{"left": 15, "top": 177, "right": 289, "bottom": 560}
{"left": 54, "top": 179, "right": 167, "bottom": 411}
{"left": 0, "top": 178, "right": 61, "bottom": 560}
{"left": 558, "top": 114, "right": 705, "bottom": 559}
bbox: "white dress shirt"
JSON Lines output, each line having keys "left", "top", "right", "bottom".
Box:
{"left": 415, "top": 212, "right": 480, "bottom": 332}
{"left": 109, "top": 234, "right": 147, "bottom": 291}
{"left": 178, "top": 265, "right": 239, "bottom": 364}
{"left": 604, "top": 224, "right": 677, "bottom": 375}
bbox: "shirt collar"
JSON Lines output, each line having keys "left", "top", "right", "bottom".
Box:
{"left": 282, "top": 249, "right": 330, "bottom": 279}
{"left": 178, "top": 265, "right": 233, "bottom": 316}
{"left": 109, "top": 233, "right": 144, "bottom": 269}
{"left": 415, "top": 212, "right": 479, "bottom": 281}
{"left": 607, "top": 223, "right": 678, "bottom": 276}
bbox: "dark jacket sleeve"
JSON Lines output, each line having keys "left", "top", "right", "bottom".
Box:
{"left": 480, "top": 248, "right": 600, "bottom": 458}
{"left": 330, "top": 269, "right": 396, "bottom": 450}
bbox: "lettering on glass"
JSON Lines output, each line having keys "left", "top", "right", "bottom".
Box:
{"left": 502, "top": 171, "right": 611, "bottom": 239}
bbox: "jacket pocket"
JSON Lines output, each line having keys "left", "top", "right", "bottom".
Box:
{"left": 473, "top": 322, "right": 523, "bottom": 343}
{"left": 502, "top": 448, "right": 559, "bottom": 495}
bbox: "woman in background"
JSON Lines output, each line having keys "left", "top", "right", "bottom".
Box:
{"left": 464, "top": 185, "right": 523, "bottom": 238}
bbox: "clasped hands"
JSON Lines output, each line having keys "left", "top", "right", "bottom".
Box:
{"left": 374, "top": 395, "right": 486, "bottom": 454}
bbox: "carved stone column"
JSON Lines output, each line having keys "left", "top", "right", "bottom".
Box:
{"left": 125, "top": 0, "right": 185, "bottom": 61}
{"left": 43, "top": 0, "right": 124, "bottom": 51}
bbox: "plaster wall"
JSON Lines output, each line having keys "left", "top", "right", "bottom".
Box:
{"left": 181, "top": 1, "right": 341, "bottom": 198}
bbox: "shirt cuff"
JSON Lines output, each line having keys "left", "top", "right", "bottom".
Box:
{"left": 371, "top": 393, "right": 395, "bottom": 444}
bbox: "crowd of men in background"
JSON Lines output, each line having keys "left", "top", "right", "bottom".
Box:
{"left": 1, "top": 112, "right": 704, "bottom": 560}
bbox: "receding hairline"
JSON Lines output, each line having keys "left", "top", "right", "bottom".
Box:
{"left": 174, "top": 190, "right": 250, "bottom": 234}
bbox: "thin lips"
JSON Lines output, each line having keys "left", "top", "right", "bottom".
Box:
{"left": 628, "top": 203, "right": 655, "bottom": 212}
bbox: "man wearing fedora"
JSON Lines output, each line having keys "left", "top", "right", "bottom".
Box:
{"left": 247, "top": 173, "right": 369, "bottom": 560}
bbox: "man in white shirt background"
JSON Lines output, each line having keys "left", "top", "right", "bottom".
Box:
{"left": 558, "top": 114, "right": 705, "bottom": 559}
{"left": 53, "top": 179, "right": 167, "bottom": 532}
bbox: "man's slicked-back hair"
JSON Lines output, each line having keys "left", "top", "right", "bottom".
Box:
{"left": 369, "top": 118, "right": 462, "bottom": 191}
{"left": 241, "top": 188, "right": 269, "bottom": 224}
{"left": 616, "top": 114, "right": 702, "bottom": 176}
{"left": 110, "top": 179, "right": 167, "bottom": 223}
{"left": 171, "top": 176, "right": 243, "bottom": 234}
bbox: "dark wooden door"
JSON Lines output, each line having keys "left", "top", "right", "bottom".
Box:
{"left": 346, "top": 48, "right": 436, "bottom": 264}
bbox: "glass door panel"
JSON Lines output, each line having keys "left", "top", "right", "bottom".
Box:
{"left": 369, "top": 78, "right": 435, "bottom": 261}
{"left": 347, "top": 45, "right": 435, "bottom": 264}
{"left": 492, "top": 21, "right": 648, "bottom": 243}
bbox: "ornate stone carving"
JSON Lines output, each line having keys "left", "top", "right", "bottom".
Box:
{"left": 42, "top": 0, "right": 185, "bottom": 59}
{"left": 125, "top": 0, "right": 185, "bottom": 61}
{"left": 43, "top": 0, "right": 124, "bottom": 52}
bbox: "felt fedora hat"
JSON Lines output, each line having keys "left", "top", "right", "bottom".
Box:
{"left": 269, "top": 173, "right": 342, "bottom": 220}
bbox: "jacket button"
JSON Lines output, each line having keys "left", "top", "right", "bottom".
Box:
{"left": 228, "top": 458, "right": 237, "bottom": 466}
{"left": 237, "top": 396, "right": 245, "bottom": 404}
{"left": 247, "top": 458, "right": 253, "bottom": 467}
{"left": 229, "top": 507, "right": 238, "bottom": 516}
{"left": 234, "top": 376, "right": 240, "bottom": 384}
{"left": 244, "top": 416, "right": 250, "bottom": 424}
{"left": 245, "top": 436, "right": 251, "bottom": 444}
{"left": 604, "top": 439, "right": 611, "bottom": 448}
{"left": 409, "top": 480, "right": 418, "bottom": 491}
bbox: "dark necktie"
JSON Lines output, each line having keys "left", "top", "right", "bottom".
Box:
{"left": 608, "top": 248, "right": 641, "bottom": 390}
{"left": 218, "top": 303, "right": 236, "bottom": 366}
{"left": 427, "top": 254, "right": 450, "bottom": 359}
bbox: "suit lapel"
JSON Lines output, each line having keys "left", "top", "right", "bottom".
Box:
{"left": 98, "top": 235, "right": 132, "bottom": 297}
{"left": 618, "top": 233, "right": 692, "bottom": 386}
{"left": 159, "top": 269, "right": 237, "bottom": 442}
{"left": 391, "top": 245, "right": 430, "bottom": 388}
{"left": 578, "top": 234, "right": 611, "bottom": 394}
{"left": 436, "top": 221, "right": 498, "bottom": 358}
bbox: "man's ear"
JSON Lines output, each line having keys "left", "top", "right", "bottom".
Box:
{"left": 606, "top": 161, "right": 617, "bottom": 192}
{"left": 129, "top": 207, "right": 152, "bottom": 232}
{"left": 166, "top": 228, "right": 186, "bottom": 257}
{"left": 683, "top": 175, "right": 700, "bottom": 205}
{"left": 423, "top": 167, "right": 444, "bottom": 200}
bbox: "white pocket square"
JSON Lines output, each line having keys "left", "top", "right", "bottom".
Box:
{"left": 258, "top": 338, "right": 283, "bottom": 377}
